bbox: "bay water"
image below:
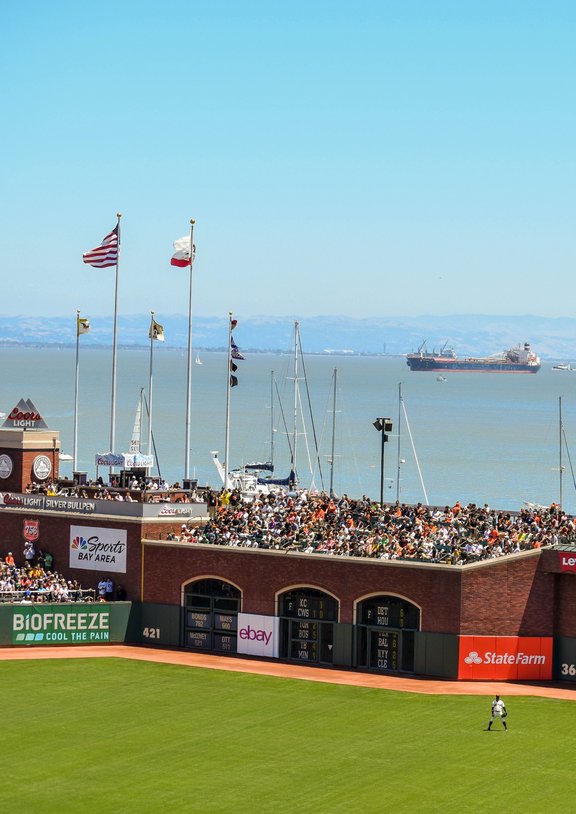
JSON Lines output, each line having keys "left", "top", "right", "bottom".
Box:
{"left": 2, "top": 345, "right": 576, "bottom": 515}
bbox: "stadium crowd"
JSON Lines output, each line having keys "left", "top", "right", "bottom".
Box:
{"left": 0, "top": 547, "right": 95, "bottom": 603}
{"left": 174, "top": 490, "right": 575, "bottom": 564}
{"left": 24, "top": 479, "right": 203, "bottom": 504}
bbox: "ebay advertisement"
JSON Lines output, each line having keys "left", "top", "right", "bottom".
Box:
{"left": 236, "top": 613, "right": 279, "bottom": 658}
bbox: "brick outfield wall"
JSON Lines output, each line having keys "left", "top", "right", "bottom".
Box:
{"left": 142, "top": 542, "right": 563, "bottom": 637}
{"left": 3, "top": 507, "right": 576, "bottom": 638}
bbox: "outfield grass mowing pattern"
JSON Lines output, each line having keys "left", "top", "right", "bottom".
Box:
{"left": 1, "top": 658, "right": 575, "bottom": 813}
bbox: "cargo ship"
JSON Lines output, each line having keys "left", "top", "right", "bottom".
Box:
{"left": 406, "top": 341, "right": 541, "bottom": 373}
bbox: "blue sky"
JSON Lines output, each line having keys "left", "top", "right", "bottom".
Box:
{"left": 2, "top": 1, "right": 575, "bottom": 319}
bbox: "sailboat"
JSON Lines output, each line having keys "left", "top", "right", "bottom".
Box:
{"left": 129, "top": 394, "right": 143, "bottom": 453}
{"left": 195, "top": 352, "right": 202, "bottom": 366}
{"left": 395, "top": 382, "right": 429, "bottom": 505}
{"left": 213, "top": 321, "right": 323, "bottom": 497}
{"left": 123, "top": 391, "right": 154, "bottom": 472}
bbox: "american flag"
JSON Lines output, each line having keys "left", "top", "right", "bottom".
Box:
{"left": 82, "top": 225, "right": 119, "bottom": 268}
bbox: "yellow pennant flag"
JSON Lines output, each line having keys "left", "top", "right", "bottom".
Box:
{"left": 149, "top": 318, "right": 165, "bottom": 341}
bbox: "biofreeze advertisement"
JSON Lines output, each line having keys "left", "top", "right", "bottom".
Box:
{"left": 236, "top": 613, "right": 279, "bottom": 658}
{"left": 12, "top": 606, "right": 112, "bottom": 644}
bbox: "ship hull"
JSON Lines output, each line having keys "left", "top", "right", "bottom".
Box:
{"left": 407, "top": 358, "right": 540, "bottom": 373}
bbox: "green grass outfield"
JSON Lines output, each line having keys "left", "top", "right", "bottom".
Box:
{"left": 1, "top": 658, "right": 575, "bottom": 814}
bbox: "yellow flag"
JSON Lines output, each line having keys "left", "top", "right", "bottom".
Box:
{"left": 149, "top": 319, "right": 165, "bottom": 341}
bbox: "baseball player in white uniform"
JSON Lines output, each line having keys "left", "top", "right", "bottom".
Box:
{"left": 487, "top": 695, "right": 508, "bottom": 731}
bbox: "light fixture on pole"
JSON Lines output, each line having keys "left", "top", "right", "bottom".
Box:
{"left": 373, "top": 417, "right": 393, "bottom": 506}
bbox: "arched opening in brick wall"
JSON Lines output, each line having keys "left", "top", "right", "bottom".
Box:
{"left": 183, "top": 577, "right": 241, "bottom": 654}
{"left": 277, "top": 586, "right": 339, "bottom": 665}
{"left": 355, "top": 594, "right": 421, "bottom": 673}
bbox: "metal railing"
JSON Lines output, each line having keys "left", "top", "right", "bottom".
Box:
{"left": 0, "top": 589, "right": 97, "bottom": 604}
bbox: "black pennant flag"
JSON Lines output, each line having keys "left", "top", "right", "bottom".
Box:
{"left": 229, "top": 316, "right": 245, "bottom": 386}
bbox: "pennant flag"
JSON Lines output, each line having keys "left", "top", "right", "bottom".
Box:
{"left": 171, "top": 235, "right": 196, "bottom": 267}
{"left": 231, "top": 339, "right": 245, "bottom": 361}
{"left": 82, "top": 225, "right": 119, "bottom": 268}
{"left": 149, "top": 318, "right": 165, "bottom": 341}
{"left": 77, "top": 316, "right": 90, "bottom": 336}
{"left": 229, "top": 316, "right": 244, "bottom": 386}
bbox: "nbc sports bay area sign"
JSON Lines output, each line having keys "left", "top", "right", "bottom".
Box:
{"left": 69, "top": 525, "right": 127, "bottom": 573}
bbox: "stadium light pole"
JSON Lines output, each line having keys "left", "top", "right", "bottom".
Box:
{"left": 373, "top": 418, "right": 393, "bottom": 506}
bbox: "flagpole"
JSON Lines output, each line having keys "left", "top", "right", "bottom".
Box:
{"left": 270, "top": 370, "right": 275, "bottom": 469}
{"left": 110, "top": 212, "right": 122, "bottom": 457}
{"left": 184, "top": 218, "right": 195, "bottom": 481}
{"left": 223, "top": 312, "right": 233, "bottom": 490}
{"left": 148, "top": 310, "right": 154, "bottom": 460}
{"left": 292, "top": 320, "right": 299, "bottom": 476}
{"left": 73, "top": 310, "right": 81, "bottom": 473}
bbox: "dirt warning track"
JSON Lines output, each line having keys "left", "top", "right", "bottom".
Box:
{"left": 1, "top": 644, "right": 576, "bottom": 700}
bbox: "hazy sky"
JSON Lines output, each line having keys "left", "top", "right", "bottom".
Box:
{"left": 3, "top": 1, "right": 575, "bottom": 319}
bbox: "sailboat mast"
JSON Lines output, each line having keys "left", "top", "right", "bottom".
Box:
{"left": 270, "top": 370, "right": 275, "bottom": 469}
{"left": 148, "top": 310, "right": 154, "bottom": 458}
{"left": 73, "top": 309, "right": 81, "bottom": 472}
{"left": 559, "top": 395, "right": 563, "bottom": 510}
{"left": 396, "top": 382, "right": 402, "bottom": 502}
{"left": 329, "top": 367, "right": 337, "bottom": 498}
{"left": 292, "top": 321, "right": 299, "bottom": 477}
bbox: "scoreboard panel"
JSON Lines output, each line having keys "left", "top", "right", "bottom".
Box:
{"left": 360, "top": 597, "right": 419, "bottom": 630}
{"left": 213, "top": 633, "right": 236, "bottom": 652}
{"left": 282, "top": 593, "right": 338, "bottom": 621}
{"left": 289, "top": 620, "right": 319, "bottom": 661}
{"left": 187, "top": 629, "right": 211, "bottom": 649}
{"left": 356, "top": 595, "right": 419, "bottom": 673}
{"left": 370, "top": 629, "right": 399, "bottom": 671}
{"left": 214, "top": 613, "right": 237, "bottom": 632}
{"left": 187, "top": 611, "right": 211, "bottom": 629}
{"left": 290, "top": 639, "right": 318, "bottom": 661}
{"left": 184, "top": 586, "right": 241, "bottom": 653}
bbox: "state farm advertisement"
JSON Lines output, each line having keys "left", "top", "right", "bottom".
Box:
{"left": 458, "top": 636, "right": 552, "bottom": 680}
{"left": 236, "top": 613, "right": 279, "bottom": 658}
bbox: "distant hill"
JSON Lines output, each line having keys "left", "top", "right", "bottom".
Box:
{"left": 0, "top": 313, "right": 575, "bottom": 360}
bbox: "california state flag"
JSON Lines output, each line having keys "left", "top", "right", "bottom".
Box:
{"left": 171, "top": 236, "right": 195, "bottom": 267}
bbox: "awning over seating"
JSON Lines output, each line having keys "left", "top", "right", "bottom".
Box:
{"left": 95, "top": 453, "right": 154, "bottom": 468}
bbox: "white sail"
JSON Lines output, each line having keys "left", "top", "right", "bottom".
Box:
{"left": 129, "top": 397, "right": 143, "bottom": 453}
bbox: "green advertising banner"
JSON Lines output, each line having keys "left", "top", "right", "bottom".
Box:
{"left": 0, "top": 603, "right": 132, "bottom": 646}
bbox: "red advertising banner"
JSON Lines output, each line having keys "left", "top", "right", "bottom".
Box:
{"left": 559, "top": 552, "right": 576, "bottom": 573}
{"left": 458, "top": 636, "right": 553, "bottom": 680}
{"left": 23, "top": 518, "right": 40, "bottom": 543}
